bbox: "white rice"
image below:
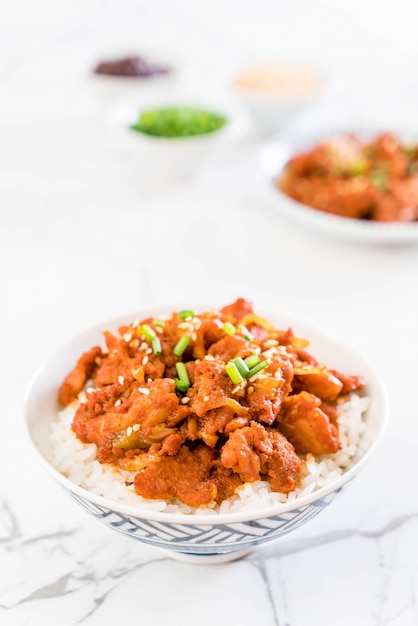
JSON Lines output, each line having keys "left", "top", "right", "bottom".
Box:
{"left": 49, "top": 393, "right": 370, "bottom": 515}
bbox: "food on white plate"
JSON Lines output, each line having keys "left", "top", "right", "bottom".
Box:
{"left": 278, "top": 132, "right": 418, "bottom": 222}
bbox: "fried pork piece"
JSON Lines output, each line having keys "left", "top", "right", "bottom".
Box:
{"left": 95, "top": 329, "right": 165, "bottom": 387}
{"left": 329, "top": 369, "right": 364, "bottom": 394}
{"left": 221, "top": 421, "right": 305, "bottom": 493}
{"left": 285, "top": 135, "right": 365, "bottom": 178}
{"left": 208, "top": 334, "right": 247, "bottom": 362}
{"left": 294, "top": 352, "right": 364, "bottom": 401}
{"left": 134, "top": 444, "right": 244, "bottom": 506}
{"left": 370, "top": 133, "right": 410, "bottom": 178}
{"left": 190, "top": 320, "right": 224, "bottom": 360}
{"left": 245, "top": 355, "right": 294, "bottom": 425}
{"left": 72, "top": 378, "right": 191, "bottom": 458}
{"left": 283, "top": 176, "right": 377, "bottom": 219}
{"left": 279, "top": 391, "right": 340, "bottom": 455}
{"left": 219, "top": 297, "right": 254, "bottom": 324}
{"left": 58, "top": 346, "right": 102, "bottom": 406}
{"left": 293, "top": 367, "right": 344, "bottom": 402}
{"left": 189, "top": 358, "right": 249, "bottom": 446}
{"left": 373, "top": 178, "right": 418, "bottom": 222}
{"left": 134, "top": 445, "right": 218, "bottom": 506}
{"left": 190, "top": 358, "right": 248, "bottom": 418}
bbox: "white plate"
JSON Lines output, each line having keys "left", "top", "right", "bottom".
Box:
{"left": 260, "top": 129, "right": 418, "bottom": 245}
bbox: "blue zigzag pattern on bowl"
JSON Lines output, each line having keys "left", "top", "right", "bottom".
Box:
{"left": 67, "top": 488, "right": 341, "bottom": 554}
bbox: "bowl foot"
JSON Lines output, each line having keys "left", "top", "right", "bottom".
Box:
{"left": 156, "top": 547, "right": 252, "bottom": 565}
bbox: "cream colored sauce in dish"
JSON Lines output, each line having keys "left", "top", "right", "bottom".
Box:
{"left": 233, "top": 63, "right": 323, "bottom": 98}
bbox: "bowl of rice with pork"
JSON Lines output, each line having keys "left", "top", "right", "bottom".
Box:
{"left": 24, "top": 298, "right": 388, "bottom": 563}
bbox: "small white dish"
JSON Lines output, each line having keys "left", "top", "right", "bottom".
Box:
{"left": 108, "top": 94, "right": 251, "bottom": 177}
{"left": 83, "top": 44, "right": 182, "bottom": 101}
{"left": 231, "top": 61, "right": 327, "bottom": 134}
{"left": 260, "top": 129, "right": 418, "bottom": 244}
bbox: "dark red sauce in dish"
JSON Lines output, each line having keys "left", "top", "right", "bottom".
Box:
{"left": 93, "top": 55, "right": 171, "bottom": 78}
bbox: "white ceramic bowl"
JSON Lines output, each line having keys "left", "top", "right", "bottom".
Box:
{"left": 82, "top": 43, "right": 183, "bottom": 101}
{"left": 260, "top": 129, "right": 418, "bottom": 244}
{"left": 231, "top": 61, "right": 327, "bottom": 134}
{"left": 108, "top": 95, "right": 251, "bottom": 178}
{"left": 24, "top": 305, "right": 388, "bottom": 564}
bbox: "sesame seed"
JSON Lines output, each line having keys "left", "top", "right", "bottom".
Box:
{"left": 146, "top": 348, "right": 152, "bottom": 355}
{"left": 147, "top": 378, "right": 152, "bottom": 383}
{"left": 86, "top": 387, "right": 95, "bottom": 394}
{"left": 203, "top": 395, "right": 209, "bottom": 402}
{"left": 204, "top": 355, "right": 215, "bottom": 361}
{"left": 194, "top": 319, "right": 202, "bottom": 330}
{"left": 154, "top": 326, "right": 163, "bottom": 334}
{"left": 114, "top": 399, "right": 121, "bottom": 407}
{"left": 232, "top": 385, "right": 240, "bottom": 394}
{"left": 142, "top": 355, "right": 149, "bottom": 365}
{"left": 123, "top": 332, "right": 132, "bottom": 342}
{"left": 94, "top": 357, "right": 101, "bottom": 365}
{"left": 264, "top": 339, "right": 278, "bottom": 347}
{"left": 118, "top": 375, "right": 124, "bottom": 385}
{"left": 261, "top": 349, "right": 276, "bottom": 359}
{"left": 138, "top": 387, "right": 150, "bottom": 395}
{"left": 178, "top": 322, "right": 190, "bottom": 330}
{"left": 126, "top": 426, "right": 133, "bottom": 436}
{"left": 140, "top": 341, "right": 148, "bottom": 350}
{"left": 192, "top": 332, "right": 197, "bottom": 341}
{"left": 132, "top": 423, "right": 140, "bottom": 431}
{"left": 247, "top": 386, "right": 254, "bottom": 394}
{"left": 181, "top": 397, "right": 191, "bottom": 404}
{"left": 132, "top": 319, "right": 139, "bottom": 329}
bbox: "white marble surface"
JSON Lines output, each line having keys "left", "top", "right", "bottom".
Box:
{"left": 2, "top": 1, "right": 418, "bottom": 624}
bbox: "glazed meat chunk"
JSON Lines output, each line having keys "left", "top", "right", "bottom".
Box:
{"left": 58, "top": 346, "right": 102, "bottom": 406}
{"left": 279, "top": 391, "right": 340, "bottom": 455}
{"left": 72, "top": 378, "right": 190, "bottom": 457}
{"left": 134, "top": 445, "right": 218, "bottom": 507}
{"left": 245, "top": 355, "right": 293, "bottom": 424}
{"left": 221, "top": 421, "right": 304, "bottom": 493}
{"left": 190, "top": 358, "right": 248, "bottom": 418}
{"left": 293, "top": 367, "right": 344, "bottom": 402}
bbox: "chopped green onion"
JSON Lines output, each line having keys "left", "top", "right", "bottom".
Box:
{"left": 237, "top": 325, "right": 253, "bottom": 340}
{"left": 222, "top": 321, "right": 236, "bottom": 336}
{"left": 173, "top": 335, "right": 191, "bottom": 356}
{"left": 247, "top": 360, "right": 269, "bottom": 378}
{"left": 244, "top": 354, "right": 261, "bottom": 369}
{"left": 175, "top": 362, "right": 190, "bottom": 387}
{"left": 153, "top": 319, "right": 165, "bottom": 328}
{"left": 131, "top": 106, "right": 226, "bottom": 138}
{"left": 152, "top": 336, "right": 162, "bottom": 355}
{"left": 178, "top": 309, "right": 195, "bottom": 319}
{"left": 370, "top": 169, "right": 388, "bottom": 190}
{"left": 225, "top": 361, "right": 244, "bottom": 384}
{"left": 174, "top": 379, "right": 189, "bottom": 393}
{"left": 141, "top": 324, "right": 156, "bottom": 341}
{"left": 233, "top": 357, "right": 250, "bottom": 377}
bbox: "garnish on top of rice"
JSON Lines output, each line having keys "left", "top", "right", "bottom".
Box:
{"left": 56, "top": 298, "right": 366, "bottom": 510}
